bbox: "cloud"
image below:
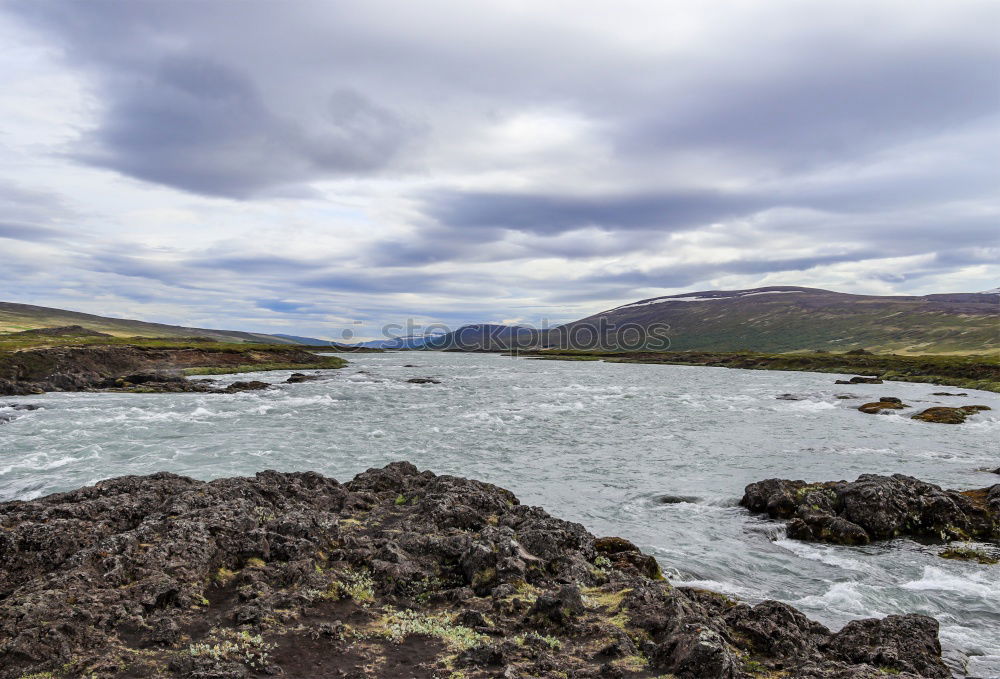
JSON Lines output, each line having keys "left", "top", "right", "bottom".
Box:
{"left": 7, "top": 3, "right": 418, "bottom": 198}
{"left": 0, "top": 222, "right": 66, "bottom": 242}
{"left": 0, "top": 0, "right": 998, "bottom": 336}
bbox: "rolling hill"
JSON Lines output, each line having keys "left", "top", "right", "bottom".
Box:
{"left": 0, "top": 301, "right": 305, "bottom": 344}
{"left": 546, "top": 286, "right": 999, "bottom": 354}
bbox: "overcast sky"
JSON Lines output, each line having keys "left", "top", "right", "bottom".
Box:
{"left": 1, "top": 0, "right": 997, "bottom": 339}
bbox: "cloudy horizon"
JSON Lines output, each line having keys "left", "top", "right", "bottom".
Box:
{"left": 2, "top": 0, "right": 997, "bottom": 340}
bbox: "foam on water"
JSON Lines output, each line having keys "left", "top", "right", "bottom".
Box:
{"left": 2, "top": 353, "right": 998, "bottom": 676}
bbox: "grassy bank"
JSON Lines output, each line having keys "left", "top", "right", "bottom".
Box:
{"left": 0, "top": 332, "right": 348, "bottom": 395}
{"left": 520, "top": 349, "right": 1000, "bottom": 393}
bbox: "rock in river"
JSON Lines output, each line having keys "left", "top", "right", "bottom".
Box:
{"left": 0, "top": 463, "right": 954, "bottom": 678}
{"left": 285, "top": 372, "right": 321, "bottom": 383}
{"left": 741, "top": 474, "right": 999, "bottom": 546}
{"left": 835, "top": 376, "right": 883, "bottom": 384}
{"left": 858, "top": 398, "right": 909, "bottom": 414}
{"left": 911, "top": 405, "right": 991, "bottom": 424}
{"left": 0, "top": 402, "right": 41, "bottom": 424}
{"left": 223, "top": 380, "right": 272, "bottom": 393}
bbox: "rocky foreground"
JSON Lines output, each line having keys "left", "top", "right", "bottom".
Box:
{"left": 0, "top": 464, "right": 954, "bottom": 678}
{"left": 742, "top": 474, "right": 1000, "bottom": 546}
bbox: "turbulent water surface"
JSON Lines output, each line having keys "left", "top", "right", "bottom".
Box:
{"left": 3, "top": 352, "right": 999, "bottom": 676}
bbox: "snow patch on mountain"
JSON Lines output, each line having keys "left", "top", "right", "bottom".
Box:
{"left": 611, "top": 289, "right": 800, "bottom": 311}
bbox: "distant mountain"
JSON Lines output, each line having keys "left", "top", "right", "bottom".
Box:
{"left": 272, "top": 333, "right": 335, "bottom": 346}
{"left": 352, "top": 335, "right": 438, "bottom": 349}
{"left": 0, "top": 301, "right": 303, "bottom": 344}
{"left": 422, "top": 324, "right": 536, "bottom": 351}
{"left": 547, "top": 286, "right": 999, "bottom": 354}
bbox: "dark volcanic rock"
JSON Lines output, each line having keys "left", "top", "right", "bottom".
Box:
{"left": 224, "top": 380, "right": 271, "bottom": 392}
{"left": 822, "top": 614, "right": 949, "bottom": 678}
{"left": 835, "top": 376, "right": 883, "bottom": 384}
{"left": 0, "top": 403, "right": 43, "bottom": 423}
{"left": 407, "top": 377, "right": 441, "bottom": 384}
{"left": 0, "top": 403, "right": 41, "bottom": 411}
{"left": 911, "top": 405, "right": 992, "bottom": 424}
{"left": 284, "top": 372, "right": 321, "bottom": 383}
{"left": 858, "top": 399, "right": 909, "bottom": 414}
{"left": 100, "top": 373, "right": 218, "bottom": 393}
{"left": 742, "top": 474, "right": 999, "bottom": 546}
{"left": 931, "top": 392, "right": 967, "bottom": 396}
{"left": 0, "top": 464, "right": 954, "bottom": 678}
{"left": 656, "top": 494, "right": 700, "bottom": 504}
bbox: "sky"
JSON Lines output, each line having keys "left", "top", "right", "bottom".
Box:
{"left": 1, "top": 0, "right": 997, "bottom": 340}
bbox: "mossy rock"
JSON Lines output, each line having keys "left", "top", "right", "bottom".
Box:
{"left": 911, "top": 405, "right": 992, "bottom": 424}
{"left": 858, "top": 401, "right": 908, "bottom": 414}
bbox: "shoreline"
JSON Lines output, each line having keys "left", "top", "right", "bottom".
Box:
{"left": 0, "top": 463, "right": 963, "bottom": 679}
{"left": 515, "top": 349, "right": 1000, "bottom": 393}
{"left": 0, "top": 341, "right": 346, "bottom": 396}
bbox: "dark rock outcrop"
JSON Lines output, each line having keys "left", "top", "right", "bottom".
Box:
{"left": 0, "top": 464, "right": 953, "bottom": 678}
{"left": 0, "top": 344, "right": 344, "bottom": 396}
{"left": 98, "top": 373, "right": 218, "bottom": 393}
{"left": 223, "top": 380, "right": 271, "bottom": 393}
{"left": 858, "top": 398, "right": 909, "bottom": 414}
{"left": 835, "top": 376, "right": 883, "bottom": 384}
{"left": 741, "top": 474, "right": 999, "bottom": 545}
{"left": 284, "top": 372, "right": 321, "bottom": 383}
{"left": 657, "top": 494, "right": 700, "bottom": 504}
{"left": 407, "top": 377, "right": 442, "bottom": 384}
{"left": 0, "top": 402, "right": 42, "bottom": 424}
{"left": 911, "top": 405, "right": 992, "bottom": 424}
{"left": 932, "top": 392, "right": 967, "bottom": 396}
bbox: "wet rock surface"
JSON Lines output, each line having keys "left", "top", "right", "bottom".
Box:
{"left": 284, "top": 372, "right": 322, "bottom": 383}
{"left": 0, "top": 463, "right": 953, "bottom": 678}
{"left": 223, "top": 380, "right": 272, "bottom": 393}
{"left": 835, "top": 376, "right": 883, "bottom": 384}
{"left": 407, "top": 377, "right": 442, "bottom": 384}
{"left": 911, "top": 405, "right": 992, "bottom": 424}
{"left": 742, "top": 474, "right": 999, "bottom": 546}
{"left": 0, "top": 402, "right": 42, "bottom": 424}
{"left": 858, "top": 398, "right": 909, "bottom": 414}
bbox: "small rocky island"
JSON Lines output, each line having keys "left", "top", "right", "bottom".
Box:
{"left": 741, "top": 474, "right": 999, "bottom": 546}
{"left": 0, "top": 463, "right": 954, "bottom": 678}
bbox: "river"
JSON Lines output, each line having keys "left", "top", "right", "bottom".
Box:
{"left": 2, "top": 352, "right": 998, "bottom": 676}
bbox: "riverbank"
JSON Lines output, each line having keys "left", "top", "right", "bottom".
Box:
{"left": 0, "top": 340, "right": 346, "bottom": 395}
{"left": 519, "top": 349, "right": 1000, "bottom": 393}
{"left": 0, "top": 462, "right": 954, "bottom": 678}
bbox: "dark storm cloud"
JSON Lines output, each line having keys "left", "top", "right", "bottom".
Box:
{"left": 422, "top": 189, "right": 768, "bottom": 235}
{"left": 0, "top": 222, "right": 66, "bottom": 243}
{"left": 85, "top": 56, "right": 414, "bottom": 198}
{"left": 7, "top": 1, "right": 418, "bottom": 198}
{"left": 256, "top": 300, "right": 310, "bottom": 313}
{"left": 618, "top": 45, "right": 1000, "bottom": 168}
{"left": 191, "top": 255, "right": 329, "bottom": 275}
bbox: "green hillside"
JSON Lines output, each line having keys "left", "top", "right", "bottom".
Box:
{"left": 0, "top": 301, "right": 302, "bottom": 345}
{"left": 552, "top": 287, "right": 999, "bottom": 355}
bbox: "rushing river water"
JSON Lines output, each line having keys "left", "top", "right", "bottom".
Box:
{"left": 2, "top": 352, "right": 999, "bottom": 676}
